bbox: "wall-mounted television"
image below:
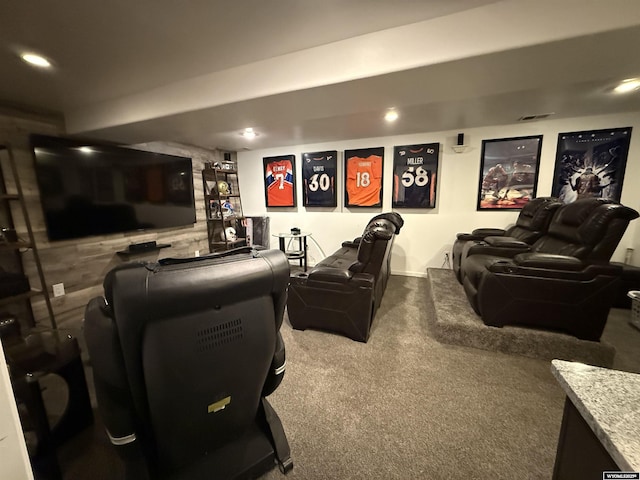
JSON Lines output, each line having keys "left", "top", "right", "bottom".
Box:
{"left": 31, "top": 134, "right": 197, "bottom": 241}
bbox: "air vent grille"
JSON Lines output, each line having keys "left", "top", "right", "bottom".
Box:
{"left": 518, "top": 113, "right": 555, "bottom": 121}
{"left": 196, "top": 318, "right": 243, "bottom": 351}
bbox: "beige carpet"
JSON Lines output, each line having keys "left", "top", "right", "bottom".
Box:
{"left": 425, "top": 268, "right": 617, "bottom": 367}
{"left": 259, "top": 274, "right": 567, "bottom": 479}
{"left": 55, "top": 273, "right": 640, "bottom": 479}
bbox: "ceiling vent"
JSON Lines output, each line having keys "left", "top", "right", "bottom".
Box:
{"left": 518, "top": 113, "right": 555, "bottom": 121}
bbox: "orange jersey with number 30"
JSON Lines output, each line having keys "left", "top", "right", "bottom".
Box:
{"left": 346, "top": 155, "right": 383, "bottom": 206}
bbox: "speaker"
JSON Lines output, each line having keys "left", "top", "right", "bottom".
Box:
{"left": 457, "top": 133, "right": 465, "bottom": 146}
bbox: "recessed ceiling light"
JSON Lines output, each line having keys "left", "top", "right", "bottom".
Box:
{"left": 241, "top": 127, "right": 257, "bottom": 139}
{"left": 613, "top": 79, "right": 640, "bottom": 94}
{"left": 21, "top": 53, "right": 52, "bottom": 68}
{"left": 384, "top": 110, "right": 399, "bottom": 122}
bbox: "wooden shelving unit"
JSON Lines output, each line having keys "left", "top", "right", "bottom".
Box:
{"left": 202, "top": 159, "right": 246, "bottom": 253}
{"left": 0, "top": 143, "right": 56, "bottom": 329}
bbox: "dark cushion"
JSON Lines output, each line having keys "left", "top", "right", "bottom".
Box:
{"left": 484, "top": 236, "right": 529, "bottom": 248}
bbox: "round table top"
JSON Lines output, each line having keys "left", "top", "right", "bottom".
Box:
{"left": 273, "top": 232, "right": 312, "bottom": 238}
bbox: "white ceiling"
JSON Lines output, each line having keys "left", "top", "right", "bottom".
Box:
{"left": 2, "top": 0, "right": 640, "bottom": 151}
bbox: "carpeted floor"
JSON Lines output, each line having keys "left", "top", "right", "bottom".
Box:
{"left": 425, "top": 268, "right": 617, "bottom": 367}
{"left": 51, "top": 273, "right": 640, "bottom": 479}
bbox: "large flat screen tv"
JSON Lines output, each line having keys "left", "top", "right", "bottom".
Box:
{"left": 31, "top": 134, "right": 197, "bottom": 241}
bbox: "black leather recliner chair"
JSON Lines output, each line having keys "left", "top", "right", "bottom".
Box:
{"left": 84, "top": 247, "right": 293, "bottom": 480}
{"left": 287, "top": 213, "right": 403, "bottom": 342}
{"left": 460, "top": 198, "right": 639, "bottom": 341}
{"left": 452, "top": 197, "right": 562, "bottom": 282}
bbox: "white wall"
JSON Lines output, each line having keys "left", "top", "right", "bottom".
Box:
{"left": 238, "top": 112, "right": 640, "bottom": 276}
{"left": 0, "top": 343, "right": 34, "bottom": 480}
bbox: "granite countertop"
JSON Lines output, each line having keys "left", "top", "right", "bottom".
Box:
{"left": 551, "top": 359, "right": 640, "bottom": 472}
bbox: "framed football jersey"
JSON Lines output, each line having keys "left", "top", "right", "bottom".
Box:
{"left": 263, "top": 155, "right": 296, "bottom": 207}
{"left": 392, "top": 143, "right": 439, "bottom": 208}
{"left": 302, "top": 150, "right": 337, "bottom": 207}
{"left": 344, "top": 147, "right": 384, "bottom": 207}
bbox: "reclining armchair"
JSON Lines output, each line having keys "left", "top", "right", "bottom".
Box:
{"left": 452, "top": 197, "right": 562, "bottom": 282}
{"left": 287, "top": 213, "right": 403, "bottom": 342}
{"left": 321, "top": 212, "right": 404, "bottom": 297}
{"left": 460, "top": 198, "right": 639, "bottom": 341}
{"left": 84, "top": 247, "right": 293, "bottom": 480}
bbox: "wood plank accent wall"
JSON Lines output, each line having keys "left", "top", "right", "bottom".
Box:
{"left": 0, "top": 112, "right": 217, "bottom": 330}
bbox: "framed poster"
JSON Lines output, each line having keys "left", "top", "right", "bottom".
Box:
{"left": 392, "top": 142, "right": 439, "bottom": 208}
{"left": 344, "top": 147, "right": 384, "bottom": 207}
{"left": 477, "top": 135, "right": 543, "bottom": 210}
{"left": 301, "top": 150, "right": 337, "bottom": 207}
{"left": 263, "top": 154, "right": 296, "bottom": 207}
{"left": 551, "top": 127, "right": 632, "bottom": 204}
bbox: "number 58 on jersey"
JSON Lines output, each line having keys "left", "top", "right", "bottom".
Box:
{"left": 392, "top": 143, "right": 439, "bottom": 209}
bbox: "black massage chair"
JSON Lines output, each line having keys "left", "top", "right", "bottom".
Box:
{"left": 460, "top": 198, "right": 639, "bottom": 341}
{"left": 84, "top": 247, "right": 293, "bottom": 479}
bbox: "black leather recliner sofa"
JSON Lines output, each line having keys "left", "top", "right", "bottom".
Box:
{"left": 287, "top": 213, "right": 403, "bottom": 342}
{"left": 452, "top": 197, "right": 562, "bottom": 282}
{"left": 84, "top": 247, "right": 293, "bottom": 480}
{"left": 460, "top": 198, "right": 639, "bottom": 341}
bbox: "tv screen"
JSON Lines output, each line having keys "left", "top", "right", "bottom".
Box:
{"left": 31, "top": 134, "right": 197, "bottom": 241}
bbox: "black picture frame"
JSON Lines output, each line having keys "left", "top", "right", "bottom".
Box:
{"left": 344, "top": 147, "right": 384, "bottom": 208}
{"left": 301, "top": 150, "right": 337, "bottom": 207}
{"left": 477, "top": 135, "right": 543, "bottom": 210}
{"left": 551, "top": 127, "right": 632, "bottom": 204}
{"left": 392, "top": 142, "right": 439, "bottom": 208}
{"left": 263, "top": 154, "right": 296, "bottom": 207}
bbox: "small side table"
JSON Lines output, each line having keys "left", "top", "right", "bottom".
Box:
{"left": 274, "top": 232, "right": 312, "bottom": 271}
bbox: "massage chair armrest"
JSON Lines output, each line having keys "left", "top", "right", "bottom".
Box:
{"left": 84, "top": 298, "right": 143, "bottom": 463}
{"left": 457, "top": 228, "right": 507, "bottom": 241}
